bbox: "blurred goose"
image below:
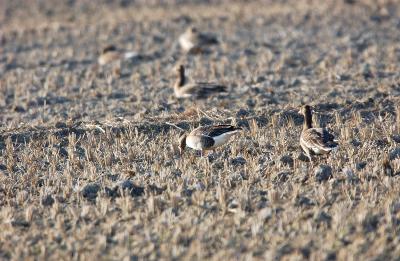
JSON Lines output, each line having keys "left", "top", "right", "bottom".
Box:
{"left": 299, "top": 105, "right": 338, "bottom": 161}
{"left": 179, "top": 124, "right": 242, "bottom": 156}
{"left": 179, "top": 27, "right": 219, "bottom": 53}
{"left": 173, "top": 64, "right": 227, "bottom": 99}
{"left": 98, "top": 45, "right": 138, "bottom": 65}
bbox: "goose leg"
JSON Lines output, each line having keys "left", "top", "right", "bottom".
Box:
{"left": 307, "top": 153, "right": 313, "bottom": 163}
{"left": 304, "top": 148, "right": 313, "bottom": 163}
{"left": 301, "top": 144, "right": 312, "bottom": 163}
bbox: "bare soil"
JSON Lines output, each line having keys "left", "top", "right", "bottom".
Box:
{"left": 1, "top": 0, "right": 400, "bottom": 260}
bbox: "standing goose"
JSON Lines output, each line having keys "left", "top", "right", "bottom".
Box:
{"left": 173, "top": 65, "right": 227, "bottom": 99}
{"left": 299, "top": 105, "right": 338, "bottom": 161}
{"left": 178, "top": 27, "right": 219, "bottom": 53}
{"left": 179, "top": 124, "right": 242, "bottom": 156}
{"left": 98, "top": 45, "right": 138, "bottom": 65}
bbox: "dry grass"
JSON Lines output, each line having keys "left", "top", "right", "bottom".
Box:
{"left": 1, "top": 0, "right": 400, "bottom": 260}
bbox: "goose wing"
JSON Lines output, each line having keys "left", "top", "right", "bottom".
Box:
{"left": 197, "top": 33, "right": 219, "bottom": 45}
{"left": 197, "top": 135, "right": 215, "bottom": 149}
{"left": 321, "top": 128, "right": 337, "bottom": 143}
{"left": 301, "top": 128, "right": 338, "bottom": 152}
{"left": 180, "top": 83, "right": 227, "bottom": 99}
{"left": 203, "top": 125, "right": 241, "bottom": 137}
{"left": 195, "top": 82, "right": 227, "bottom": 94}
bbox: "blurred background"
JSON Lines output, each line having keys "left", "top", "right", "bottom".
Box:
{"left": 1, "top": 0, "right": 398, "bottom": 128}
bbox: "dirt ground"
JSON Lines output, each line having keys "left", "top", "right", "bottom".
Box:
{"left": 1, "top": 0, "right": 400, "bottom": 260}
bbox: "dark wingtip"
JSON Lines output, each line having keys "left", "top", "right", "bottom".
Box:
{"left": 223, "top": 125, "right": 242, "bottom": 132}
{"left": 215, "top": 85, "right": 227, "bottom": 92}
{"left": 209, "top": 38, "right": 219, "bottom": 45}
{"left": 330, "top": 141, "right": 339, "bottom": 148}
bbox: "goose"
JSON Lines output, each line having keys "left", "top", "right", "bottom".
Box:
{"left": 98, "top": 45, "right": 138, "bottom": 65}
{"left": 173, "top": 64, "right": 227, "bottom": 99}
{"left": 179, "top": 124, "right": 242, "bottom": 156}
{"left": 299, "top": 105, "right": 338, "bottom": 161}
{"left": 179, "top": 27, "right": 219, "bottom": 53}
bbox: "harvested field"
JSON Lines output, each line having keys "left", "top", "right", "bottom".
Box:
{"left": 1, "top": 0, "right": 400, "bottom": 260}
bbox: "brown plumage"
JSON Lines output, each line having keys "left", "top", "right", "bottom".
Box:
{"left": 178, "top": 27, "right": 219, "bottom": 53}
{"left": 98, "top": 45, "right": 138, "bottom": 65}
{"left": 299, "top": 105, "right": 338, "bottom": 161}
{"left": 179, "top": 124, "right": 242, "bottom": 156}
{"left": 173, "top": 65, "right": 227, "bottom": 99}
{"left": 98, "top": 45, "right": 121, "bottom": 65}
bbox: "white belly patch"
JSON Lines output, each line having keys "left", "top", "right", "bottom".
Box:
{"left": 212, "top": 132, "right": 235, "bottom": 147}
{"left": 186, "top": 135, "right": 203, "bottom": 150}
